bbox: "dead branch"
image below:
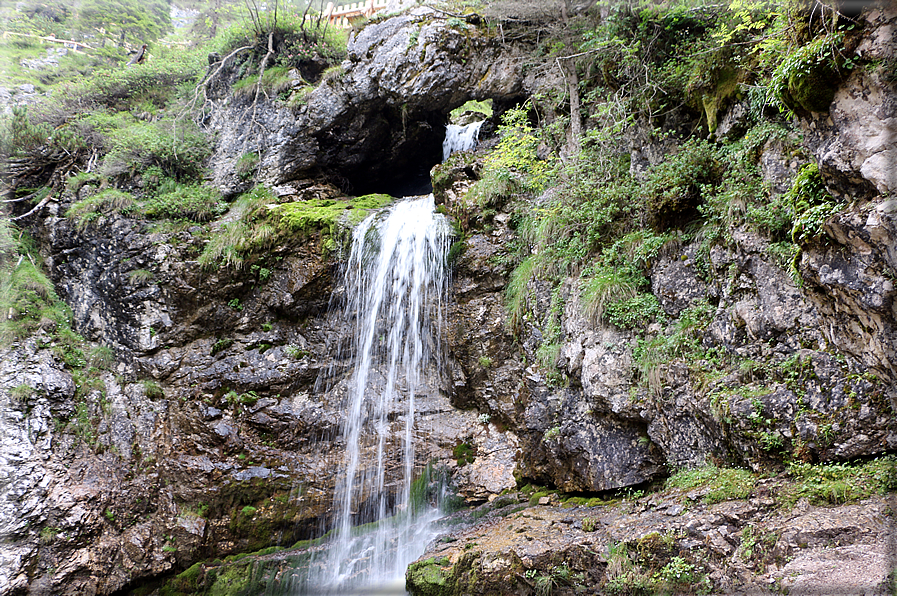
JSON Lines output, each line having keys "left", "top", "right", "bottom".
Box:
{"left": 10, "top": 192, "right": 54, "bottom": 222}
{"left": 179, "top": 43, "right": 254, "bottom": 125}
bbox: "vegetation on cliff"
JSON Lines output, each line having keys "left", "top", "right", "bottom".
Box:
{"left": 434, "top": 0, "right": 886, "bottom": 468}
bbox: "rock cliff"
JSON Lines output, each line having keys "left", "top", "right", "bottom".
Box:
{"left": 0, "top": 2, "right": 895, "bottom": 595}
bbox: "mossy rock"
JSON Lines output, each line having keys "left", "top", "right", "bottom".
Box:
{"left": 273, "top": 194, "right": 394, "bottom": 236}
{"left": 701, "top": 67, "right": 739, "bottom": 133}
{"left": 786, "top": 64, "right": 840, "bottom": 113}
{"left": 406, "top": 556, "right": 453, "bottom": 596}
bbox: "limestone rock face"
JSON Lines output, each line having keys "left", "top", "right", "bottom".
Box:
{"left": 3, "top": 6, "right": 897, "bottom": 595}
{"left": 800, "top": 5, "right": 897, "bottom": 199}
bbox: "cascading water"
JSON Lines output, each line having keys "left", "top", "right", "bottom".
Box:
{"left": 302, "top": 195, "right": 451, "bottom": 594}
{"left": 442, "top": 120, "right": 484, "bottom": 161}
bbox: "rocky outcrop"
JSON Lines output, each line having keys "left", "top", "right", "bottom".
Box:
{"left": 406, "top": 484, "right": 894, "bottom": 595}
{"left": 1, "top": 180, "right": 489, "bottom": 592}
{"left": 208, "top": 7, "right": 529, "bottom": 196}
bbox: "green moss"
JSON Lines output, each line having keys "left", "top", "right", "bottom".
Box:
{"left": 162, "top": 561, "right": 204, "bottom": 594}
{"left": 406, "top": 556, "right": 453, "bottom": 596}
{"left": 450, "top": 99, "right": 493, "bottom": 121}
{"left": 273, "top": 194, "right": 393, "bottom": 237}
{"left": 701, "top": 67, "right": 738, "bottom": 133}
{"left": 770, "top": 32, "right": 851, "bottom": 114}
{"left": 206, "top": 560, "right": 252, "bottom": 596}
{"left": 529, "top": 490, "right": 556, "bottom": 506}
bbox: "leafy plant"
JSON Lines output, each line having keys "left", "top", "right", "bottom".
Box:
{"left": 285, "top": 344, "right": 309, "bottom": 359}
{"left": 211, "top": 337, "right": 234, "bottom": 356}
{"left": 604, "top": 294, "right": 663, "bottom": 330}
{"left": 452, "top": 441, "right": 475, "bottom": 466}
{"left": 780, "top": 457, "right": 897, "bottom": 507}
{"left": 769, "top": 32, "right": 851, "bottom": 114}
{"left": 786, "top": 163, "right": 839, "bottom": 244}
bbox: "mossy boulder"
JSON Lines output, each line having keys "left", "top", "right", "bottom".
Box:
{"left": 406, "top": 556, "right": 453, "bottom": 596}
{"left": 273, "top": 193, "right": 394, "bottom": 237}
{"left": 786, "top": 63, "right": 841, "bottom": 113}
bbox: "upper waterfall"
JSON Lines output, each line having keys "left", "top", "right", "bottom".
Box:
{"left": 442, "top": 120, "right": 485, "bottom": 161}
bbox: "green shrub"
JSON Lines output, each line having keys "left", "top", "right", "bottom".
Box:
{"left": 58, "top": 52, "right": 204, "bottom": 112}
{"left": 605, "top": 294, "right": 664, "bottom": 330}
{"left": 101, "top": 120, "right": 211, "bottom": 182}
{"left": 485, "top": 106, "right": 556, "bottom": 195}
{"left": 143, "top": 183, "right": 226, "bottom": 222}
{"left": 217, "top": 12, "right": 346, "bottom": 66}
{"left": 66, "top": 171, "right": 104, "bottom": 192}
{"left": 0, "top": 105, "right": 53, "bottom": 158}
{"left": 642, "top": 138, "right": 722, "bottom": 230}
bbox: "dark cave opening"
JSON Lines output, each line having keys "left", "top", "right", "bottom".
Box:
{"left": 336, "top": 97, "right": 520, "bottom": 199}
{"left": 336, "top": 110, "right": 447, "bottom": 198}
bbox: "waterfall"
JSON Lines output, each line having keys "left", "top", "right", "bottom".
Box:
{"left": 304, "top": 195, "right": 450, "bottom": 594}
{"left": 442, "top": 120, "right": 484, "bottom": 161}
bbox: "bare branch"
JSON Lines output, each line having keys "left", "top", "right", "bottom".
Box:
{"left": 10, "top": 192, "right": 54, "bottom": 222}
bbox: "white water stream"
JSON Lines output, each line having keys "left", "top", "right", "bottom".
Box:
{"left": 442, "top": 121, "right": 484, "bottom": 161}
{"left": 302, "top": 195, "right": 451, "bottom": 594}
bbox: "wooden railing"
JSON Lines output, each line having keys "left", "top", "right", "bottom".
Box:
{"left": 1, "top": 31, "right": 93, "bottom": 52}
{"left": 323, "top": 0, "right": 389, "bottom": 28}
